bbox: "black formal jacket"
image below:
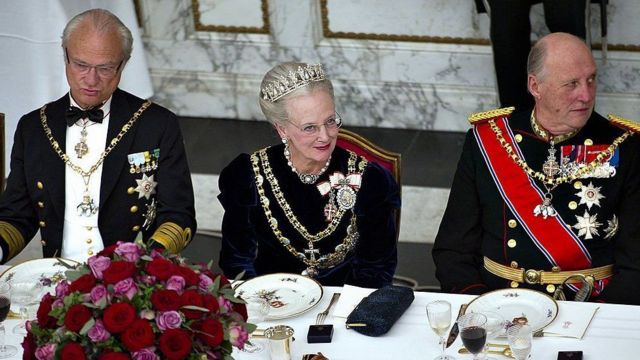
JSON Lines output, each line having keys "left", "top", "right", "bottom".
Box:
{"left": 218, "top": 145, "right": 400, "bottom": 288}
{"left": 433, "top": 108, "right": 640, "bottom": 305}
{"left": 0, "top": 89, "right": 196, "bottom": 261}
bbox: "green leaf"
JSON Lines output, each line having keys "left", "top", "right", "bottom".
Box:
{"left": 64, "top": 270, "right": 86, "bottom": 281}
{"left": 79, "top": 318, "right": 95, "bottom": 335}
{"left": 140, "top": 255, "right": 153, "bottom": 261}
{"left": 245, "top": 323, "right": 257, "bottom": 334}
{"left": 233, "top": 270, "right": 246, "bottom": 282}
{"left": 181, "top": 305, "right": 209, "bottom": 313}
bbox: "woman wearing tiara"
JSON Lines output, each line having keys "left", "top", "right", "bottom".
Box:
{"left": 218, "top": 62, "right": 400, "bottom": 287}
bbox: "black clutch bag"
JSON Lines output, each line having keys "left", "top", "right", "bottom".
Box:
{"left": 345, "top": 285, "right": 414, "bottom": 337}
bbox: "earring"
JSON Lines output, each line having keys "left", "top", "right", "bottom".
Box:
{"left": 281, "top": 137, "right": 287, "bottom": 144}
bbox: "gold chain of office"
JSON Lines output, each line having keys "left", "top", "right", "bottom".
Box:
{"left": 39, "top": 101, "right": 151, "bottom": 177}
{"left": 251, "top": 148, "right": 365, "bottom": 270}
{"left": 488, "top": 119, "right": 631, "bottom": 186}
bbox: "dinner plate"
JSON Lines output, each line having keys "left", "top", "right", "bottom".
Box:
{"left": 234, "top": 273, "right": 323, "bottom": 320}
{"left": 464, "top": 288, "right": 559, "bottom": 332}
{"left": 0, "top": 258, "right": 78, "bottom": 299}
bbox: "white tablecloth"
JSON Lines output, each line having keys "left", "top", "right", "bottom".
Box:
{"left": 234, "top": 287, "right": 640, "bottom": 360}
{"left": 3, "top": 284, "right": 639, "bottom": 359}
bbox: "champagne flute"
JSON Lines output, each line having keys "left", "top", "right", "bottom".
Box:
{"left": 458, "top": 312, "right": 487, "bottom": 360}
{"left": 11, "top": 281, "right": 41, "bottom": 335}
{"left": 0, "top": 282, "right": 17, "bottom": 358}
{"left": 507, "top": 324, "right": 533, "bottom": 360}
{"left": 242, "top": 296, "right": 271, "bottom": 353}
{"left": 426, "top": 300, "right": 455, "bottom": 360}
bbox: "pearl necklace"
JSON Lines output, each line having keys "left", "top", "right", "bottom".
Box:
{"left": 283, "top": 142, "right": 331, "bottom": 184}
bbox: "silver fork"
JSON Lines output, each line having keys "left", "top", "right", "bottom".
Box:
{"left": 316, "top": 293, "right": 341, "bottom": 325}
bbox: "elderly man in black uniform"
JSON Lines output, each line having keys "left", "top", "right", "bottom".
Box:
{"left": 433, "top": 32, "right": 640, "bottom": 305}
{"left": 0, "top": 9, "right": 196, "bottom": 263}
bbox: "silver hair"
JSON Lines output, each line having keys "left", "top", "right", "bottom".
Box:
{"left": 258, "top": 62, "right": 334, "bottom": 127}
{"left": 62, "top": 8, "right": 133, "bottom": 61}
{"left": 527, "top": 39, "right": 547, "bottom": 80}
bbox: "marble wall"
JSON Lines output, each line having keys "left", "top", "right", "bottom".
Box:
{"left": 139, "top": 0, "right": 640, "bottom": 132}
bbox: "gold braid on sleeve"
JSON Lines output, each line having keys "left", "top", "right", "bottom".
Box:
{"left": 150, "top": 222, "right": 192, "bottom": 254}
{"left": 0, "top": 221, "right": 25, "bottom": 260}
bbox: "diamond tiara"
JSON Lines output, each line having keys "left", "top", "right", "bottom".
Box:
{"left": 261, "top": 64, "right": 326, "bottom": 103}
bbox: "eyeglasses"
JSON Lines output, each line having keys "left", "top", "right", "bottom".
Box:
{"left": 287, "top": 113, "right": 343, "bottom": 136}
{"left": 65, "top": 48, "right": 124, "bottom": 79}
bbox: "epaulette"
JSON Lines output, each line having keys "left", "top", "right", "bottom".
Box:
{"left": 468, "top": 106, "right": 515, "bottom": 125}
{"left": 608, "top": 114, "right": 640, "bottom": 133}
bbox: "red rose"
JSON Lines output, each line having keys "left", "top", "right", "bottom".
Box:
{"left": 36, "top": 293, "right": 57, "bottom": 328}
{"left": 192, "top": 318, "right": 224, "bottom": 347}
{"left": 68, "top": 273, "right": 97, "bottom": 294}
{"left": 177, "top": 266, "right": 199, "bottom": 287}
{"left": 180, "top": 289, "right": 205, "bottom": 319}
{"left": 99, "top": 353, "right": 131, "bottom": 360}
{"left": 103, "top": 302, "right": 136, "bottom": 334}
{"left": 97, "top": 244, "right": 118, "bottom": 257}
{"left": 145, "top": 258, "right": 176, "bottom": 281}
{"left": 151, "top": 289, "right": 181, "bottom": 311}
{"left": 21, "top": 331, "right": 36, "bottom": 360}
{"left": 103, "top": 261, "right": 136, "bottom": 285}
{"left": 122, "top": 319, "right": 154, "bottom": 352}
{"left": 64, "top": 304, "right": 92, "bottom": 332}
{"left": 159, "top": 329, "right": 192, "bottom": 360}
{"left": 233, "top": 302, "right": 248, "bottom": 321}
{"left": 202, "top": 294, "right": 220, "bottom": 314}
{"left": 60, "top": 342, "right": 86, "bottom": 360}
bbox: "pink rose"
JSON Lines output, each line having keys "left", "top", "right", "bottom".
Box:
{"left": 155, "top": 311, "right": 182, "bottom": 331}
{"left": 35, "top": 343, "right": 56, "bottom": 360}
{"left": 229, "top": 323, "right": 249, "bottom": 349}
{"left": 55, "top": 281, "right": 70, "bottom": 298}
{"left": 114, "top": 278, "right": 138, "bottom": 300}
{"left": 88, "top": 256, "right": 112, "bottom": 279}
{"left": 139, "top": 309, "right": 155, "bottom": 320}
{"left": 88, "top": 319, "right": 111, "bottom": 343}
{"left": 52, "top": 299, "right": 64, "bottom": 309}
{"left": 137, "top": 274, "right": 157, "bottom": 286}
{"left": 90, "top": 285, "right": 108, "bottom": 305}
{"left": 217, "top": 296, "right": 233, "bottom": 313}
{"left": 198, "top": 274, "right": 214, "bottom": 292}
{"left": 132, "top": 348, "right": 159, "bottom": 360}
{"left": 165, "top": 276, "right": 185, "bottom": 293}
{"left": 115, "top": 242, "right": 142, "bottom": 262}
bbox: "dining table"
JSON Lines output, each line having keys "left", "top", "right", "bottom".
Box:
{"left": 230, "top": 286, "right": 640, "bottom": 360}
{"left": 3, "top": 283, "right": 640, "bottom": 359}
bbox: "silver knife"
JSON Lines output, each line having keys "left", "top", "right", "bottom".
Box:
{"left": 445, "top": 303, "right": 468, "bottom": 348}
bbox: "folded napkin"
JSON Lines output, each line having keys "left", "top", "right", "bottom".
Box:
{"left": 543, "top": 301, "right": 599, "bottom": 339}
{"left": 332, "top": 284, "right": 376, "bottom": 318}
{"left": 345, "top": 285, "right": 415, "bottom": 337}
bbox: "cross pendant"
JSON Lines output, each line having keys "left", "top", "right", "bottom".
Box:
{"left": 304, "top": 247, "right": 320, "bottom": 261}
{"left": 75, "top": 141, "right": 89, "bottom": 159}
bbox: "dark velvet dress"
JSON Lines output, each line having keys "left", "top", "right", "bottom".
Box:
{"left": 218, "top": 145, "right": 400, "bottom": 288}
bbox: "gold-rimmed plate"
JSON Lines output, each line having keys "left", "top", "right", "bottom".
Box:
{"left": 464, "top": 288, "right": 559, "bottom": 333}
{"left": 234, "top": 273, "right": 323, "bottom": 320}
{"left": 0, "top": 258, "right": 78, "bottom": 296}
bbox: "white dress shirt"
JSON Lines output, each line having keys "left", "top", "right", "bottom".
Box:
{"left": 62, "top": 95, "right": 112, "bottom": 262}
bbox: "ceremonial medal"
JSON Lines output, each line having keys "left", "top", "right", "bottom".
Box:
{"left": 573, "top": 210, "right": 602, "bottom": 240}
{"left": 77, "top": 193, "right": 98, "bottom": 217}
{"left": 603, "top": 215, "right": 618, "bottom": 240}
{"left": 576, "top": 182, "right": 604, "bottom": 209}
{"left": 336, "top": 186, "right": 356, "bottom": 210}
{"left": 142, "top": 199, "right": 157, "bottom": 230}
{"left": 135, "top": 174, "right": 158, "bottom": 199}
{"left": 534, "top": 141, "right": 559, "bottom": 219}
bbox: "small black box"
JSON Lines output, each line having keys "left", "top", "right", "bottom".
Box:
{"left": 307, "top": 324, "right": 334, "bottom": 343}
{"left": 558, "top": 351, "right": 583, "bottom": 360}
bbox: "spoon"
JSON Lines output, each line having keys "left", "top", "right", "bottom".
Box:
{"left": 458, "top": 347, "right": 513, "bottom": 358}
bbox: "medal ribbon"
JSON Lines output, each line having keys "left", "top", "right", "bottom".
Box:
{"left": 317, "top": 171, "right": 362, "bottom": 196}
{"left": 474, "top": 118, "right": 592, "bottom": 270}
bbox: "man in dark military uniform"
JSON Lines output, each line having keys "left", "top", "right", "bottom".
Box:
{"left": 0, "top": 9, "right": 196, "bottom": 263}
{"left": 433, "top": 32, "right": 640, "bottom": 305}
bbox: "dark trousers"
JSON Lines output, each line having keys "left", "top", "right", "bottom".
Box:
{"left": 487, "top": 0, "right": 586, "bottom": 110}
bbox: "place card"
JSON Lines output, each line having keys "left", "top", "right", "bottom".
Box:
{"left": 332, "top": 284, "right": 375, "bottom": 318}
{"left": 543, "top": 301, "right": 599, "bottom": 339}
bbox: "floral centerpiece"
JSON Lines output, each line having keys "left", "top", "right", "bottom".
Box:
{"left": 22, "top": 241, "right": 254, "bottom": 360}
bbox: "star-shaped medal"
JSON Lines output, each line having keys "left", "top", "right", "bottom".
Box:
{"left": 603, "top": 214, "right": 618, "bottom": 240}
{"left": 576, "top": 182, "right": 604, "bottom": 209}
{"left": 573, "top": 210, "right": 602, "bottom": 240}
{"left": 135, "top": 174, "right": 158, "bottom": 200}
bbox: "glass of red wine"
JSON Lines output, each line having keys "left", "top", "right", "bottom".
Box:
{"left": 0, "top": 282, "right": 17, "bottom": 358}
{"left": 457, "top": 312, "right": 487, "bottom": 360}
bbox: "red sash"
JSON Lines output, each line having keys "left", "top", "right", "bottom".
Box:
{"left": 473, "top": 118, "right": 592, "bottom": 270}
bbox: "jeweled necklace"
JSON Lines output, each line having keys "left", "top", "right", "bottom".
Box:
{"left": 251, "top": 147, "right": 364, "bottom": 277}
{"left": 489, "top": 114, "right": 630, "bottom": 219}
{"left": 40, "top": 101, "right": 151, "bottom": 217}
{"left": 283, "top": 141, "right": 331, "bottom": 184}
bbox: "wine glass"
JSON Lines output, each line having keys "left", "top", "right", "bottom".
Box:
{"left": 482, "top": 311, "right": 507, "bottom": 359}
{"left": 458, "top": 312, "right": 487, "bottom": 360}
{"left": 243, "top": 296, "right": 271, "bottom": 353}
{"left": 426, "top": 300, "right": 455, "bottom": 360}
{"left": 0, "top": 282, "right": 17, "bottom": 358}
{"left": 507, "top": 324, "right": 533, "bottom": 360}
{"left": 11, "top": 281, "right": 42, "bottom": 335}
